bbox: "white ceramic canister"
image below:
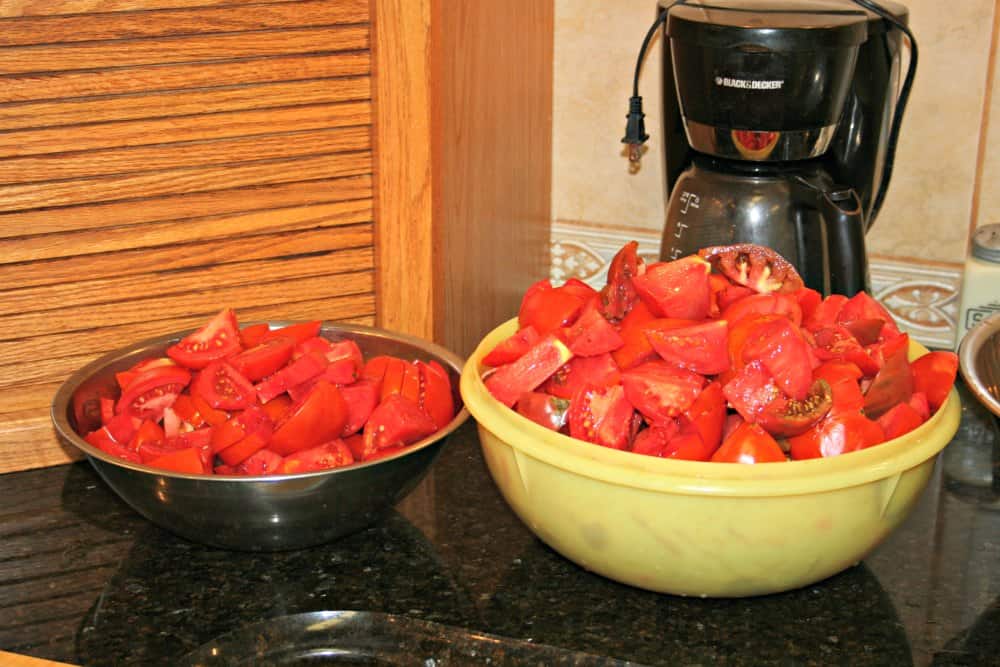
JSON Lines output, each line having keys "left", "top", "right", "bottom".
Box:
{"left": 956, "top": 223, "right": 1000, "bottom": 349}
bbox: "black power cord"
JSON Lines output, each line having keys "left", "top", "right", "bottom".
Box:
{"left": 621, "top": 5, "right": 673, "bottom": 163}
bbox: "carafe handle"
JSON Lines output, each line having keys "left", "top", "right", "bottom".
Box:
{"left": 822, "top": 187, "right": 870, "bottom": 296}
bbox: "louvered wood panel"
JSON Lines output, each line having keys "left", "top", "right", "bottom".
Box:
{"left": 0, "top": 0, "right": 377, "bottom": 473}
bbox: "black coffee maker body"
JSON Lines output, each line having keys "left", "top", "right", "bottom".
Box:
{"left": 658, "top": 0, "right": 911, "bottom": 296}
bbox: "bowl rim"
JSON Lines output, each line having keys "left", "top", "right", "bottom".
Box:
{"left": 52, "top": 320, "right": 470, "bottom": 482}
{"left": 460, "top": 318, "right": 961, "bottom": 497}
{"left": 957, "top": 310, "right": 1000, "bottom": 418}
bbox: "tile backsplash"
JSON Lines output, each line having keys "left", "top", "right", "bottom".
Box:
{"left": 549, "top": 0, "right": 998, "bottom": 349}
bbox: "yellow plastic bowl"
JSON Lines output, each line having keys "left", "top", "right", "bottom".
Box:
{"left": 460, "top": 318, "right": 961, "bottom": 597}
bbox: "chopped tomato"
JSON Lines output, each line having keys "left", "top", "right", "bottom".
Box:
{"left": 543, "top": 353, "right": 621, "bottom": 400}
{"left": 363, "top": 394, "right": 438, "bottom": 454}
{"left": 239, "top": 322, "right": 271, "bottom": 348}
{"left": 116, "top": 363, "right": 191, "bottom": 421}
{"left": 877, "top": 401, "right": 925, "bottom": 439}
{"left": 516, "top": 392, "right": 571, "bottom": 431}
{"left": 645, "top": 319, "right": 730, "bottom": 375}
{"left": 813, "top": 360, "right": 865, "bottom": 412}
{"left": 698, "top": 244, "right": 804, "bottom": 294}
{"left": 567, "top": 383, "right": 636, "bottom": 450}
{"left": 418, "top": 360, "right": 456, "bottom": 429}
{"left": 217, "top": 431, "right": 270, "bottom": 467}
{"left": 254, "top": 351, "right": 327, "bottom": 403}
{"left": 741, "top": 316, "right": 813, "bottom": 401}
{"left": 788, "top": 409, "right": 885, "bottom": 460}
{"left": 721, "top": 292, "right": 802, "bottom": 328}
{"left": 484, "top": 335, "right": 574, "bottom": 408}
{"left": 147, "top": 447, "right": 206, "bottom": 474}
{"left": 757, "top": 379, "right": 833, "bottom": 438}
{"left": 128, "top": 419, "right": 164, "bottom": 452}
{"left": 519, "top": 282, "right": 586, "bottom": 336}
{"left": 722, "top": 360, "right": 782, "bottom": 423}
{"left": 910, "top": 351, "right": 958, "bottom": 412}
{"left": 279, "top": 439, "right": 355, "bottom": 474}
{"left": 192, "top": 361, "right": 256, "bottom": 411}
{"left": 229, "top": 337, "right": 296, "bottom": 381}
{"left": 562, "top": 298, "right": 625, "bottom": 356}
{"left": 599, "top": 240, "right": 643, "bottom": 321}
{"left": 270, "top": 380, "right": 348, "bottom": 456}
{"left": 681, "top": 381, "right": 726, "bottom": 453}
{"left": 621, "top": 360, "right": 705, "bottom": 423}
{"left": 211, "top": 405, "right": 273, "bottom": 454}
{"left": 339, "top": 379, "right": 380, "bottom": 436}
{"left": 710, "top": 422, "right": 786, "bottom": 463}
{"left": 837, "top": 291, "right": 901, "bottom": 340}
{"left": 234, "top": 448, "right": 284, "bottom": 476}
{"left": 166, "top": 308, "right": 242, "bottom": 370}
{"left": 261, "top": 320, "right": 322, "bottom": 345}
{"left": 631, "top": 420, "right": 679, "bottom": 457}
{"left": 804, "top": 294, "right": 848, "bottom": 331}
{"left": 631, "top": 255, "right": 712, "bottom": 320}
{"left": 609, "top": 302, "right": 660, "bottom": 370}
{"left": 661, "top": 422, "right": 716, "bottom": 461}
{"left": 482, "top": 325, "right": 542, "bottom": 367}
{"left": 862, "top": 333, "right": 913, "bottom": 419}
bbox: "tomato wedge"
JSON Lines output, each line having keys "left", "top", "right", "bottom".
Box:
{"left": 910, "top": 350, "right": 958, "bottom": 412}
{"left": 567, "top": 383, "right": 636, "bottom": 450}
{"left": 698, "top": 244, "right": 804, "bottom": 294}
{"left": 621, "top": 360, "right": 705, "bottom": 423}
{"left": 645, "top": 319, "right": 730, "bottom": 375}
{"left": 516, "top": 392, "right": 571, "bottom": 431}
{"left": 279, "top": 439, "right": 354, "bottom": 474}
{"left": 229, "top": 337, "right": 296, "bottom": 381}
{"left": 788, "top": 409, "right": 885, "bottom": 460}
{"left": 482, "top": 325, "right": 541, "bottom": 367}
{"left": 862, "top": 333, "right": 913, "bottom": 419}
{"left": 543, "top": 353, "right": 621, "bottom": 400}
{"left": 631, "top": 255, "right": 712, "bottom": 320}
{"left": 270, "top": 380, "right": 348, "bottom": 456}
{"left": 710, "top": 422, "right": 787, "bottom": 463}
{"left": 484, "top": 335, "right": 574, "bottom": 408}
{"left": 116, "top": 363, "right": 191, "bottom": 421}
{"left": 192, "top": 361, "right": 256, "bottom": 411}
{"left": 362, "top": 393, "right": 438, "bottom": 454}
{"left": 167, "top": 308, "right": 243, "bottom": 370}
{"left": 518, "top": 281, "right": 586, "bottom": 335}
{"left": 599, "top": 240, "right": 643, "bottom": 321}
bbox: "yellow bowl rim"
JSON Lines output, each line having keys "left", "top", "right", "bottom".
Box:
{"left": 460, "top": 318, "right": 961, "bottom": 497}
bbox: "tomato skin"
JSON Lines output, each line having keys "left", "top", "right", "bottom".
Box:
{"left": 804, "top": 294, "right": 848, "bottom": 331}
{"left": 254, "top": 351, "right": 327, "bottom": 403}
{"left": 567, "top": 383, "right": 636, "bottom": 450}
{"left": 339, "top": 379, "right": 380, "bottom": 436}
{"left": 756, "top": 379, "right": 833, "bottom": 438}
{"left": 239, "top": 322, "right": 271, "bottom": 348}
{"left": 418, "top": 360, "right": 455, "bottom": 429}
{"left": 630, "top": 420, "right": 679, "bottom": 457}
{"left": 910, "top": 351, "right": 958, "bottom": 412}
{"left": 484, "top": 335, "right": 574, "bottom": 408}
{"left": 877, "top": 401, "right": 925, "bottom": 440}
{"left": 128, "top": 419, "right": 164, "bottom": 452}
{"left": 662, "top": 422, "right": 717, "bottom": 461}
{"left": 788, "top": 409, "right": 885, "bottom": 460}
{"left": 722, "top": 360, "right": 782, "bottom": 423}
{"left": 682, "top": 381, "right": 726, "bottom": 452}
{"left": 217, "top": 431, "right": 269, "bottom": 467}
{"left": 562, "top": 299, "right": 625, "bottom": 356}
{"left": 211, "top": 405, "right": 273, "bottom": 454}
{"left": 610, "top": 302, "right": 659, "bottom": 370}
{"left": 270, "top": 380, "right": 348, "bottom": 456}
{"left": 740, "top": 316, "right": 813, "bottom": 401}
{"left": 698, "top": 244, "right": 804, "bottom": 294}
{"left": 516, "top": 392, "right": 571, "bottom": 431}
{"left": 192, "top": 361, "right": 256, "bottom": 411}
{"left": 167, "top": 308, "right": 243, "bottom": 370}
{"left": 710, "top": 422, "right": 786, "bottom": 463}
{"left": 543, "top": 353, "right": 621, "bottom": 400}
{"left": 148, "top": 447, "right": 206, "bottom": 474}
{"left": 812, "top": 361, "right": 865, "bottom": 412}
{"left": 233, "top": 448, "right": 284, "bottom": 476}
{"left": 837, "top": 291, "right": 901, "bottom": 340}
{"left": 261, "top": 320, "right": 322, "bottom": 345}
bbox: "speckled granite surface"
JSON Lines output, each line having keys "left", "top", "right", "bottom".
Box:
{"left": 1, "top": 385, "right": 998, "bottom": 666}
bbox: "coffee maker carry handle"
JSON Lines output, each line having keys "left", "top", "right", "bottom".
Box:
{"left": 822, "top": 188, "right": 870, "bottom": 297}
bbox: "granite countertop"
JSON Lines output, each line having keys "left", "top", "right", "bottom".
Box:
{"left": 1, "top": 384, "right": 998, "bottom": 666}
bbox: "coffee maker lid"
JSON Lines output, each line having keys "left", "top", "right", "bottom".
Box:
{"left": 666, "top": 0, "right": 870, "bottom": 49}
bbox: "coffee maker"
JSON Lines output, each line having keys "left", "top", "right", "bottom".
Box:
{"left": 624, "top": 0, "right": 916, "bottom": 296}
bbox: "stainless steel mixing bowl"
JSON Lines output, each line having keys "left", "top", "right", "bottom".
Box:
{"left": 51, "top": 322, "right": 468, "bottom": 551}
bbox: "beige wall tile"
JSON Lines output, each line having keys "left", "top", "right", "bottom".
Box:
{"left": 553, "top": 0, "right": 996, "bottom": 264}
{"left": 976, "top": 7, "right": 1000, "bottom": 231}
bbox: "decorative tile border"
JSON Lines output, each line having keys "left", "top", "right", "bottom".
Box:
{"left": 551, "top": 221, "right": 962, "bottom": 350}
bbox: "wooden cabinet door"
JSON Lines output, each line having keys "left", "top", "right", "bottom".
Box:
{"left": 0, "top": 0, "right": 378, "bottom": 472}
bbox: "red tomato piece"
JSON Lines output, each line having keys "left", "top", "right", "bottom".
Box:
{"left": 254, "top": 351, "right": 327, "bottom": 403}
{"left": 363, "top": 393, "right": 438, "bottom": 454}
{"left": 812, "top": 325, "right": 880, "bottom": 377}
{"left": 562, "top": 298, "right": 625, "bottom": 356}
{"left": 862, "top": 333, "right": 913, "bottom": 419}
{"left": 645, "top": 319, "right": 730, "bottom": 375}
{"left": 116, "top": 364, "right": 191, "bottom": 421}
{"left": 543, "top": 353, "right": 621, "bottom": 400}
{"left": 484, "top": 335, "right": 574, "bottom": 408}
{"left": 148, "top": 447, "right": 206, "bottom": 474}
{"left": 418, "top": 360, "right": 455, "bottom": 429}
{"left": 85, "top": 425, "right": 142, "bottom": 463}
{"left": 128, "top": 419, "right": 164, "bottom": 452}
{"left": 721, "top": 292, "right": 802, "bottom": 328}
{"left": 662, "top": 421, "right": 717, "bottom": 461}
{"left": 621, "top": 360, "right": 705, "bottom": 423}
{"left": 795, "top": 287, "right": 823, "bottom": 323}
{"left": 908, "top": 391, "right": 931, "bottom": 421}
{"left": 377, "top": 356, "right": 409, "bottom": 402}
{"left": 699, "top": 244, "right": 804, "bottom": 295}
{"left": 483, "top": 325, "right": 542, "bottom": 367}
{"left": 279, "top": 439, "right": 355, "bottom": 474}
{"left": 239, "top": 322, "right": 271, "bottom": 348}
{"left": 804, "top": 294, "right": 848, "bottom": 332}
{"left": 261, "top": 320, "right": 322, "bottom": 345}
{"left": 788, "top": 409, "right": 885, "bottom": 460}
{"left": 630, "top": 420, "right": 679, "bottom": 457}
{"left": 217, "top": 431, "right": 270, "bottom": 467}
{"left": 681, "top": 381, "right": 726, "bottom": 453}
{"left": 260, "top": 393, "right": 292, "bottom": 423}
{"left": 910, "top": 350, "right": 958, "bottom": 412}
{"left": 740, "top": 317, "right": 813, "bottom": 401}
{"left": 722, "top": 360, "right": 783, "bottom": 423}
{"left": 567, "top": 383, "right": 636, "bottom": 450}
{"left": 599, "top": 240, "right": 643, "bottom": 321}
{"left": 710, "top": 422, "right": 787, "bottom": 463}
{"left": 166, "top": 308, "right": 242, "bottom": 370}
{"left": 192, "top": 361, "right": 256, "bottom": 411}
{"left": 233, "top": 448, "right": 285, "bottom": 476}
{"left": 270, "top": 380, "right": 348, "bottom": 456}
{"left": 516, "top": 392, "right": 571, "bottom": 431}
{"left": 837, "top": 291, "right": 901, "bottom": 339}
{"left": 756, "top": 379, "right": 833, "bottom": 438}
{"left": 339, "top": 379, "right": 380, "bottom": 436}
{"left": 229, "top": 337, "right": 296, "bottom": 381}
{"left": 877, "top": 401, "right": 925, "bottom": 440}
{"left": 610, "top": 301, "right": 659, "bottom": 370}
{"left": 518, "top": 283, "right": 586, "bottom": 335}
{"left": 211, "top": 405, "right": 274, "bottom": 454}
{"left": 813, "top": 360, "right": 865, "bottom": 412}
{"left": 631, "top": 255, "right": 712, "bottom": 320}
